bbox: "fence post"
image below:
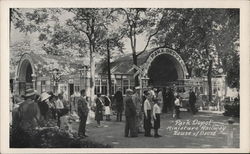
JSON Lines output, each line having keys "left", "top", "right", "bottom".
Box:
{"left": 227, "top": 117, "right": 234, "bottom": 147}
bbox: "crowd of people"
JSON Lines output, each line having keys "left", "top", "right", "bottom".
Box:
{"left": 11, "top": 89, "right": 73, "bottom": 132}
{"left": 10, "top": 85, "right": 198, "bottom": 140}
{"left": 118, "top": 86, "right": 199, "bottom": 138}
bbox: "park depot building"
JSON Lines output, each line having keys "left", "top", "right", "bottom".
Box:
{"left": 11, "top": 47, "right": 233, "bottom": 99}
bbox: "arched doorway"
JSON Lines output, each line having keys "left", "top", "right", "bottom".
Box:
{"left": 17, "top": 54, "right": 36, "bottom": 95}
{"left": 148, "top": 54, "right": 178, "bottom": 87}
{"left": 143, "top": 48, "right": 188, "bottom": 88}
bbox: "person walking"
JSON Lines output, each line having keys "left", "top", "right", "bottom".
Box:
{"left": 174, "top": 95, "right": 181, "bottom": 119}
{"left": 189, "top": 88, "right": 197, "bottom": 114}
{"left": 132, "top": 86, "right": 143, "bottom": 134}
{"left": 95, "top": 93, "right": 103, "bottom": 127}
{"left": 77, "top": 89, "right": 89, "bottom": 137}
{"left": 124, "top": 89, "right": 137, "bottom": 137}
{"left": 143, "top": 91, "right": 153, "bottom": 137}
{"left": 153, "top": 98, "right": 161, "bottom": 138}
{"left": 114, "top": 89, "right": 123, "bottom": 122}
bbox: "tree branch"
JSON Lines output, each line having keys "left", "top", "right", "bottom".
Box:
{"left": 136, "top": 28, "right": 160, "bottom": 57}
{"left": 136, "top": 14, "right": 164, "bottom": 57}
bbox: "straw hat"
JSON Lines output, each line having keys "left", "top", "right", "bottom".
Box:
{"left": 25, "top": 88, "right": 36, "bottom": 97}
{"left": 135, "top": 86, "right": 141, "bottom": 90}
{"left": 40, "top": 92, "right": 51, "bottom": 102}
{"left": 126, "top": 89, "right": 133, "bottom": 94}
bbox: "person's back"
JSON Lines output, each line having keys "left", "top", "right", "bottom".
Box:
{"left": 124, "top": 95, "right": 136, "bottom": 117}
{"left": 18, "top": 98, "right": 41, "bottom": 130}
{"left": 132, "top": 93, "right": 141, "bottom": 111}
{"left": 189, "top": 91, "right": 196, "bottom": 104}
{"left": 114, "top": 91, "right": 123, "bottom": 107}
{"left": 78, "top": 96, "right": 89, "bottom": 118}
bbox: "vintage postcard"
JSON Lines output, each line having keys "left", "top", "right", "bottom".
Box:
{"left": 1, "top": 0, "right": 249, "bottom": 153}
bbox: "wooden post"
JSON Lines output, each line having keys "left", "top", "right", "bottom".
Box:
{"left": 227, "top": 117, "right": 234, "bottom": 147}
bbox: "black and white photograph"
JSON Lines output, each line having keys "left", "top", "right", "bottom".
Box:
{"left": 1, "top": 0, "right": 250, "bottom": 153}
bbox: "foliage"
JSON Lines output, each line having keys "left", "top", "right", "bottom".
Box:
{"left": 10, "top": 8, "right": 239, "bottom": 92}
{"left": 152, "top": 9, "right": 239, "bottom": 100}
{"left": 223, "top": 100, "right": 240, "bottom": 117}
{"left": 10, "top": 126, "right": 112, "bottom": 148}
{"left": 112, "top": 8, "right": 164, "bottom": 86}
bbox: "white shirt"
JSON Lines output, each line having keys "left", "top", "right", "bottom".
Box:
{"left": 153, "top": 104, "right": 161, "bottom": 119}
{"left": 144, "top": 99, "right": 152, "bottom": 117}
{"left": 157, "top": 91, "right": 163, "bottom": 104}
{"left": 175, "top": 98, "right": 180, "bottom": 106}
{"left": 55, "top": 99, "right": 64, "bottom": 109}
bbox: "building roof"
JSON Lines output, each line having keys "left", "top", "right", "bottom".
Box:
{"left": 11, "top": 52, "right": 89, "bottom": 79}
{"left": 96, "top": 48, "right": 156, "bottom": 75}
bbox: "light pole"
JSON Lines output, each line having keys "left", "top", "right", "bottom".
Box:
{"left": 79, "top": 65, "right": 88, "bottom": 91}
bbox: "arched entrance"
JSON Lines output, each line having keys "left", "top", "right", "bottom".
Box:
{"left": 143, "top": 48, "right": 188, "bottom": 87}
{"left": 16, "top": 54, "right": 36, "bottom": 95}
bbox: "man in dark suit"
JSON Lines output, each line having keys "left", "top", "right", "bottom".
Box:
{"left": 114, "top": 88, "right": 123, "bottom": 122}
{"left": 124, "top": 89, "right": 137, "bottom": 137}
{"left": 189, "top": 88, "right": 197, "bottom": 115}
{"left": 78, "top": 89, "right": 89, "bottom": 137}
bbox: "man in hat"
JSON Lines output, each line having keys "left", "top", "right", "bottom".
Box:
{"left": 17, "top": 88, "right": 41, "bottom": 131}
{"left": 132, "top": 86, "right": 143, "bottom": 134}
{"left": 77, "top": 89, "right": 89, "bottom": 137}
{"left": 124, "top": 89, "right": 137, "bottom": 137}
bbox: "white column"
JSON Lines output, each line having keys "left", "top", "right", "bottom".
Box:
{"left": 31, "top": 74, "right": 37, "bottom": 90}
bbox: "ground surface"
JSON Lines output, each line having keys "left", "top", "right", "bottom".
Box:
{"left": 71, "top": 110, "right": 239, "bottom": 148}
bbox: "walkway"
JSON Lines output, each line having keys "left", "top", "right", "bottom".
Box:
{"left": 71, "top": 111, "right": 239, "bottom": 148}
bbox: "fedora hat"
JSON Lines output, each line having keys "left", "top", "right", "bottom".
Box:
{"left": 25, "top": 88, "right": 36, "bottom": 97}
{"left": 40, "top": 92, "right": 51, "bottom": 102}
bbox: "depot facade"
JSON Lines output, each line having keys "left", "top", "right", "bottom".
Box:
{"left": 12, "top": 47, "right": 227, "bottom": 99}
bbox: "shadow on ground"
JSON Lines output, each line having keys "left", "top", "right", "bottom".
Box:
{"left": 72, "top": 111, "right": 239, "bottom": 148}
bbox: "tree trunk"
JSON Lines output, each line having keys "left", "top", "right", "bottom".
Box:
{"left": 107, "top": 39, "right": 112, "bottom": 96}
{"left": 133, "top": 52, "right": 139, "bottom": 86}
{"left": 89, "top": 44, "right": 95, "bottom": 105}
{"left": 207, "top": 59, "right": 213, "bottom": 102}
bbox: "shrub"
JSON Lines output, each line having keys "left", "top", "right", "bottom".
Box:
{"left": 10, "top": 127, "right": 112, "bottom": 148}
{"left": 223, "top": 102, "right": 240, "bottom": 117}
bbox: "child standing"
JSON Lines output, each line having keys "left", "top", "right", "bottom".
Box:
{"left": 143, "top": 91, "right": 152, "bottom": 137}
{"left": 153, "top": 98, "right": 161, "bottom": 138}
{"left": 103, "top": 95, "right": 111, "bottom": 121}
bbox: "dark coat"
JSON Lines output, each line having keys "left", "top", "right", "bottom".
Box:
{"left": 114, "top": 91, "right": 124, "bottom": 112}
{"left": 95, "top": 97, "right": 103, "bottom": 121}
{"left": 18, "top": 99, "right": 41, "bottom": 130}
{"left": 124, "top": 96, "right": 136, "bottom": 117}
{"left": 103, "top": 96, "right": 111, "bottom": 106}
{"left": 166, "top": 90, "right": 175, "bottom": 110}
{"left": 38, "top": 101, "right": 49, "bottom": 118}
{"left": 77, "top": 96, "right": 89, "bottom": 119}
{"left": 189, "top": 91, "right": 196, "bottom": 104}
